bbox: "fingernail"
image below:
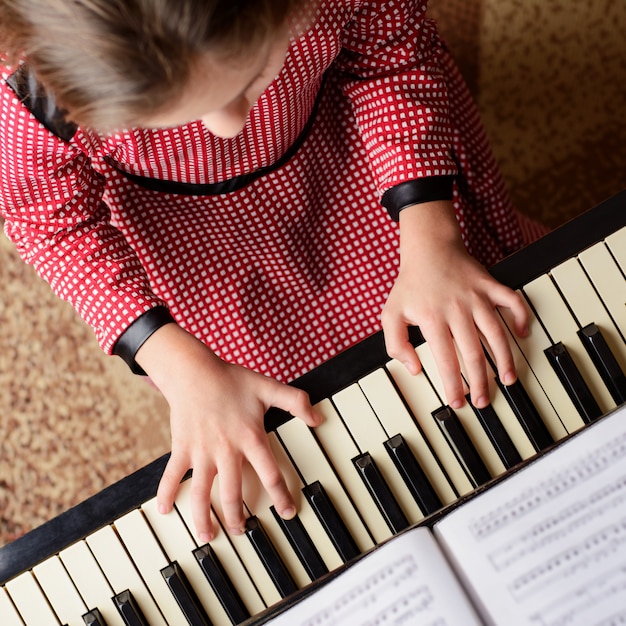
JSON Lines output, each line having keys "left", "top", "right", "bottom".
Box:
{"left": 229, "top": 527, "right": 244, "bottom": 535}
{"left": 474, "top": 395, "right": 489, "bottom": 409}
{"left": 404, "top": 361, "right": 417, "bottom": 375}
{"left": 158, "top": 503, "right": 169, "bottom": 515}
{"left": 502, "top": 371, "right": 517, "bottom": 386}
{"left": 450, "top": 398, "right": 464, "bottom": 410}
{"left": 199, "top": 532, "right": 213, "bottom": 544}
{"left": 281, "top": 506, "right": 296, "bottom": 519}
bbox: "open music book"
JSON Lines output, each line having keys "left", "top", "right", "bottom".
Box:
{"left": 265, "top": 403, "right": 626, "bottom": 626}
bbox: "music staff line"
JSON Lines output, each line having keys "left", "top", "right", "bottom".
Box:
{"left": 467, "top": 431, "right": 626, "bottom": 542}
{"left": 528, "top": 565, "right": 626, "bottom": 626}
{"left": 508, "top": 517, "right": 626, "bottom": 602}
{"left": 301, "top": 554, "right": 433, "bottom": 626}
{"left": 487, "top": 475, "right": 626, "bottom": 571}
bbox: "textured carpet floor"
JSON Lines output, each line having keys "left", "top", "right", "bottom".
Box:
{"left": 1, "top": 0, "right": 625, "bottom": 547}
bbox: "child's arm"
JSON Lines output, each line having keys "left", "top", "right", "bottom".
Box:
{"left": 134, "top": 323, "right": 321, "bottom": 542}
{"left": 381, "top": 200, "right": 529, "bottom": 410}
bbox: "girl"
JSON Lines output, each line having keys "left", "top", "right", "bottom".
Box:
{"left": 0, "top": 0, "right": 543, "bottom": 542}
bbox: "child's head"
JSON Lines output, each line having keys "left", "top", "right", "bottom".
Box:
{"left": 0, "top": 0, "right": 310, "bottom": 132}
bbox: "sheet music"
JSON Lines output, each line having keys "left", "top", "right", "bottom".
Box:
{"left": 268, "top": 526, "right": 482, "bottom": 625}
{"left": 434, "top": 403, "right": 626, "bottom": 626}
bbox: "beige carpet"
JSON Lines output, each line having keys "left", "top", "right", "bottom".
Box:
{"left": 1, "top": 1, "right": 625, "bottom": 547}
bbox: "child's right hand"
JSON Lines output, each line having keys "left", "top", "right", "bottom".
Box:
{"left": 381, "top": 200, "right": 529, "bottom": 411}
{"left": 134, "top": 323, "right": 320, "bottom": 543}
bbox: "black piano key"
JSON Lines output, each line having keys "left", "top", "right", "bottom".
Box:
{"left": 270, "top": 506, "right": 328, "bottom": 581}
{"left": 302, "top": 481, "right": 360, "bottom": 563}
{"left": 83, "top": 608, "right": 107, "bottom": 626}
{"left": 193, "top": 544, "right": 250, "bottom": 625}
{"left": 352, "top": 452, "right": 410, "bottom": 534}
{"left": 383, "top": 434, "right": 442, "bottom": 516}
{"left": 161, "top": 561, "right": 212, "bottom": 626}
{"left": 244, "top": 516, "right": 298, "bottom": 598}
{"left": 113, "top": 590, "right": 149, "bottom": 626}
{"left": 433, "top": 406, "right": 491, "bottom": 487}
{"left": 579, "top": 323, "right": 626, "bottom": 405}
{"left": 545, "top": 342, "right": 603, "bottom": 423}
{"left": 466, "top": 396, "right": 523, "bottom": 469}
{"left": 496, "top": 378, "right": 554, "bottom": 451}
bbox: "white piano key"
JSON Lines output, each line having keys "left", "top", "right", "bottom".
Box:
{"left": 60, "top": 540, "right": 126, "bottom": 626}
{"left": 146, "top": 498, "right": 236, "bottom": 624}
{"left": 276, "top": 416, "right": 374, "bottom": 553}
{"left": 191, "top": 480, "right": 283, "bottom": 608}
{"left": 385, "top": 359, "right": 474, "bottom": 496}
{"left": 448, "top": 346, "right": 539, "bottom": 462}
{"left": 173, "top": 479, "right": 266, "bottom": 616}
{"left": 113, "top": 509, "right": 190, "bottom": 624}
{"left": 414, "top": 343, "right": 505, "bottom": 478}
{"left": 523, "top": 273, "right": 615, "bottom": 414}
{"left": 357, "top": 368, "right": 457, "bottom": 504}
{"left": 550, "top": 256, "right": 626, "bottom": 374}
{"left": 498, "top": 296, "right": 585, "bottom": 434}
{"left": 606, "top": 225, "right": 626, "bottom": 273}
{"left": 578, "top": 242, "right": 626, "bottom": 340}
{"left": 242, "top": 514, "right": 297, "bottom": 598}
{"left": 6, "top": 571, "right": 61, "bottom": 626}
{"left": 332, "top": 384, "right": 424, "bottom": 525}
{"left": 85, "top": 525, "right": 166, "bottom": 626}
{"left": 313, "top": 398, "right": 392, "bottom": 543}
{"left": 33, "top": 556, "right": 87, "bottom": 626}
{"left": 485, "top": 373, "right": 537, "bottom": 459}
{"left": 491, "top": 308, "right": 568, "bottom": 442}
{"left": 240, "top": 441, "right": 319, "bottom": 588}
{"left": 266, "top": 433, "right": 343, "bottom": 572}
{"left": 140, "top": 496, "right": 232, "bottom": 625}
{"left": 0, "top": 587, "right": 25, "bottom": 626}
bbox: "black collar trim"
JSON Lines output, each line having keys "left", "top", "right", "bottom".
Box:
{"left": 106, "top": 82, "right": 323, "bottom": 197}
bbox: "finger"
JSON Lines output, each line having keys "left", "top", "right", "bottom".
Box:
{"left": 491, "top": 284, "right": 529, "bottom": 338}
{"left": 421, "top": 322, "right": 466, "bottom": 409}
{"left": 157, "top": 452, "right": 190, "bottom": 514}
{"left": 246, "top": 438, "right": 296, "bottom": 520}
{"left": 475, "top": 305, "right": 517, "bottom": 387}
{"left": 189, "top": 460, "right": 217, "bottom": 543}
{"left": 381, "top": 309, "right": 422, "bottom": 375}
{"left": 271, "top": 385, "right": 321, "bottom": 428}
{"left": 214, "top": 454, "right": 246, "bottom": 535}
{"left": 450, "top": 313, "right": 490, "bottom": 409}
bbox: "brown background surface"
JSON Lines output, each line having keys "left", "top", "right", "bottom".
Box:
{"left": 1, "top": 1, "right": 625, "bottom": 547}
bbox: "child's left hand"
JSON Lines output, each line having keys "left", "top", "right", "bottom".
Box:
{"left": 134, "top": 323, "right": 320, "bottom": 542}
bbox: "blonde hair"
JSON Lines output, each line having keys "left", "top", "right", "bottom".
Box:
{"left": 0, "top": 0, "right": 309, "bottom": 130}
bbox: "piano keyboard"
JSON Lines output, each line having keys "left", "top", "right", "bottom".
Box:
{"left": 1, "top": 191, "right": 625, "bottom": 626}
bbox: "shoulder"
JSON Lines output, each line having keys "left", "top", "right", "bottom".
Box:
{"left": 3, "top": 64, "right": 77, "bottom": 142}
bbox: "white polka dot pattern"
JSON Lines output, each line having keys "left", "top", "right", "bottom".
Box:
{"left": 0, "top": 0, "right": 542, "bottom": 381}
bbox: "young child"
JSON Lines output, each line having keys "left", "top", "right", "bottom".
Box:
{"left": 0, "top": 0, "right": 544, "bottom": 542}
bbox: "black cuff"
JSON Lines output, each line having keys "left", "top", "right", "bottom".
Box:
{"left": 112, "top": 306, "right": 176, "bottom": 375}
{"left": 381, "top": 176, "right": 455, "bottom": 222}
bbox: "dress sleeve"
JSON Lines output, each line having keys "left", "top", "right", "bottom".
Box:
{"left": 335, "top": 0, "right": 457, "bottom": 219}
{"left": 0, "top": 67, "right": 167, "bottom": 355}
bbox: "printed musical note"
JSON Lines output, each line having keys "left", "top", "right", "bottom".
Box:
{"left": 302, "top": 555, "right": 435, "bottom": 626}
{"left": 434, "top": 406, "right": 626, "bottom": 626}
{"left": 467, "top": 431, "right": 626, "bottom": 543}
{"left": 269, "top": 528, "right": 482, "bottom": 626}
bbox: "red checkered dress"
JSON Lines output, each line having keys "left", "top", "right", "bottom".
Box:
{"left": 0, "top": 0, "right": 544, "bottom": 382}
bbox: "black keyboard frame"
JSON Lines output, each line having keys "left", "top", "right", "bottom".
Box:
{"left": 1, "top": 190, "right": 625, "bottom": 590}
